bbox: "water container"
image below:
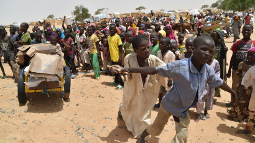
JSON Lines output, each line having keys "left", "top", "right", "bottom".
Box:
{"left": 66, "top": 15, "right": 72, "bottom": 25}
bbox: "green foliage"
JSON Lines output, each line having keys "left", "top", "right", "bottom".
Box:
{"left": 135, "top": 6, "right": 146, "bottom": 11}
{"left": 201, "top": 5, "right": 209, "bottom": 9}
{"left": 47, "top": 14, "right": 54, "bottom": 19}
{"left": 212, "top": 0, "right": 255, "bottom": 11}
{"left": 95, "top": 8, "right": 105, "bottom": 15}
{"left": 72, "top": 5, "right": 91, "bottom": 22}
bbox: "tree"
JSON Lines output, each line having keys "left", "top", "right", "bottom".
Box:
{"left": 135, "top": 6, "right": 146, "bottom": 11}
{"left": 201, "top": 5, "right": 209, "bottom": 9}
{"left": 95, "top": 8, "right": 105, "bottom": 15}
{"left": 47, "top": 14, "right": 54, "bottom": 19}
{"left": 72, "top": 5, "right": 91, "bottom": 22}
{"left": 211, "top": 0, "right": 255, "bottom": 11}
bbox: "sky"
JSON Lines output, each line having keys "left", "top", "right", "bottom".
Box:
{"left": 0, "top": 0, "right": 217, "bottom": 25}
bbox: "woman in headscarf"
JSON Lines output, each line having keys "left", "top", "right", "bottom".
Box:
{"left": 211, "top": 30, "right": 228, "bottom": 97}
{"left": 158, "top": 30, "right": 166, "bottom": 42}
{"left": 46, "top": 27, "right": 57, "bottom": 41}
{"left": 165, "top": 24, "right": 177, "bottom": 43}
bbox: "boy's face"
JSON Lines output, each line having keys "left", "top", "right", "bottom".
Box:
{"left": 50, "top": 38, "right": 57, "bottom": 46}
{"left": 134, "top": 41, "right": 150, "bottom": 59}
{"left": 185, "top": 40, "right": 194, "bottom": 53}
{"left": 87, "top": 28, "right": 93, "bottom": 36}
{"left": 103, "top": 38, "right": 108, "bottom": 46}
{"left": 139, "top": 25, "right": 144, "bottom": 31}
{"left": 46, "top": 22, "right": 51, "bottom": 27}
{"left": 178, "top": 35, "right": 184, "bottom": 43}
{"left": 80, "top": 28, "right": 84, "bottom": 34}
{"left": 17, "top": 29, "right": 22, "bottom": 35}
{"left": 159, "top": 39, "right": 168, "bottom": 51}
{"left": 150, "top": 34, "right": 158, "bottom": 44}
{"left": 211, "top": 32, "right": 220, "bottom": 43}
{"left": 247, "top": 51, "right": 255, "bottom": 63}
{"left": 109, "top": 25, "right": 116, "bottom": 36}
{"left": 120, "top": 33, "right": 125, "bottom": 41}
{"left": 126, "top": 33, "right": 133, "bottom": 43}
{"left": 115, "top": 20, "right": 120, "bottom": 27}
{"left": 193, "top": 39, "right": 215, "bottom": 64}
{"left": 242, "top": 25, "right": 253, "bottom": 39}
{"left": 67, "top": 25, "right": 72, "bottom": 30}
{"left": 170, "top": 43, "right": 178, "bottom": 53}
{"left": 20, "top": 24, "right": 26, "bottom": 32}
{"left": 35, "top": 35, "right": 42, "bottom": 42}
{"left": 155, "top": 23, "right": 160, "bottom": 31}
{"left": 64, "top": 30, "right": 70, "bottom": 37}
{"left": 101, "top": 22, "right": 107, "bottom": 28}
{"left": 158, "top": 34, "right": 163, "bottom": 41}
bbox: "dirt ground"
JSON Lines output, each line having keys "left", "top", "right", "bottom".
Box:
{"left": 0, "top": 25, "right": 255, "bottom": 143}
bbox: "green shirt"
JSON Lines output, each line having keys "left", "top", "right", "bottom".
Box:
{"left": 21, "top": 32, "right": 31, "bottom": 45}
{"left": 150, "top": 44, "right": 159, "bottom": 57}
{"left": 124, "top": 42, "right": 134, "bottom": 56}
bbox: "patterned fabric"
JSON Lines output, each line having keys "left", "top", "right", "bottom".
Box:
{"left": 246, "top": 111, "right": 255, "bottom": 130}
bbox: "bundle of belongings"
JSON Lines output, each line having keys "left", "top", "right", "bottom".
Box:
{"left": 15, "top": 43, "right": 65, "bottom": 90}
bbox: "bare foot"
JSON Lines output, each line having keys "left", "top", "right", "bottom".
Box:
{"left": 194, "top": 114, "right": 202, "bottom": 122}
{"left": 237, "top": 130, "right": 251, "bottom": 134}
{"left": 137, "top": 136, "right": 146, "bottom": 143}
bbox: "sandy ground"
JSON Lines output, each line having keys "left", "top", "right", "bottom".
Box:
{"left": 0, "top": 25, "right": 255, "bottom": 143}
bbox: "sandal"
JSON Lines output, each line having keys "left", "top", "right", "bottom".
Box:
{"left": 116, "top": 85, "right": 123, "bottom": 90}
{"left": 226, "top": 102, "right": 232, "bottom": 107}
{"left": 201, "top": 113, "right": 206, "bottom": 120}
{"left": 154, "top": 104, "right": 160, "bottom": 108}
{"left": 1, "top": 76, "right": 6, "bottom": 79}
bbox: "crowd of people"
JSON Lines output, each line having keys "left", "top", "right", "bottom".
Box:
{"left": 0, "top": 11, "right": 255, "bottom": 142}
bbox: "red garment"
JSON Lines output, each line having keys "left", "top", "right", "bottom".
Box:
{"left": 129, "top": 27, "right": 137, "bottom": 36}
{"left": 61, "top": 37, "right": 73, "bottom": 56}
{"left": 197, "top": 19, "right": 202, "bottom": 28}
{"left": 138, "top": 30, "right": 144, "bottom": 34}
{"left": 245, "top": 15, "right": 251, "bottom": 25}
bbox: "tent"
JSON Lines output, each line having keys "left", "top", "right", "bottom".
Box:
{"left": 189, "top": 9, "right": 200, "bottom": 15}
{"left": 93, "top": 14, "right": 111, "bottom": 22}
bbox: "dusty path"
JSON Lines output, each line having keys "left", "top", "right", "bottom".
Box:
{"left": 0, "top": 26, "right": 255, "bottom": 143}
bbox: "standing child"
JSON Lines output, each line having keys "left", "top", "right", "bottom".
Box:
{"left": 178, "top": 33, "right": 186, "bottom": 54}
{"left": 123, "top": 31, "right": 134, "bottom": 57}
{"left": 237, "top": 47, "right": 255, "bottom": 134}
{"left": 0, "top": 26, "right": 16, "bottom": 78}
{"left": 150, "top": 32, "right": 159, "bottom": 56}
{"left": 180, "top": 37, "right": 195, "bottom": 60}
{"left": 154, "top": 37, "right": 175, "bottom": 108}
{"left": 229, "top": 48, "right": 255, "bottom": 122}
{"left": 101, "top": 37, "right": 111, "bottom": 74}
{"left": 227, "top": 24, "right": 255, "bottom": 107}
{"left": 86, "top": 26, "right": 101, "bottom": 79}
{"left": 31, "top": 31, "right": 46, "bottom": 44}
{"left": 18, "top": 23, "right": 31, "bottom": 45}
{"left": 114, "top": 36, "right": 238, "bottom": 143}
{"left": 196, "top": 49, "right": 220, "bottom": 121}
{"left": 119, "top": 31, "right": 126, "bottom": 66}
{"left": 61, "top": 29, "right": 78, "bottom": 78}
{"left": 107, "top": 24, "right": 123, "bottom": 88}
{"left": 170, "top": 41, "right": 180, "bottom": 60}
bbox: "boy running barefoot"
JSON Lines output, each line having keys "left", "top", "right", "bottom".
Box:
{"left": 113, "top": 36, "right": 238, "bottom": 143}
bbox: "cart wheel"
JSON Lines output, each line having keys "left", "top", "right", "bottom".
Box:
{"left": 18, "top": 69, "right": 27, "bottom": 103}
{"left": 63, "top": 66, "right": 71, "bottom": 99}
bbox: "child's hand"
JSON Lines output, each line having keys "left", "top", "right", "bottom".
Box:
{"left": 108, "top": 65, "right": 123, "bottom": 74}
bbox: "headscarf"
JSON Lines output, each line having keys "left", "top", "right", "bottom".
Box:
{"left": 248, "top": 47, "right": 255, "bottom": 53}
{"left": 158, "top": 30, "right": 166, "bottom": 37}
{"left": 129, "top": 27, "right": 137, "bottom": 36}
{"left": 103, "top": 28, "right": 109, "bottom": 31}
{"left": 165, "top": 24, "right": 177, "bottom": 43}
{"left": 214, "top": 30, "right": 226, "bottom": 48}
{"left": 233, "top": 15, "right": 239, "bottom": 21}
{"left": 46, "top": 27, "right": 57, "bottom": 41}
{"left": 138, "top": 30, "right": 144, "bottom": 34}
{"left": 141, "top": 24, "right": 146, "bottom": 31}
{"left": 56, "top": 28, "right": 65, "bottom": 39}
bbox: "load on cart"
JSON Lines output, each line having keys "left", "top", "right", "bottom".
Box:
{"left": 15, "top": 43, "right": 71, "bottom": 104}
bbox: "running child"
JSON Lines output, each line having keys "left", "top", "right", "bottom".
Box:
{"left": 113, "top": 36, "right": 238, "bottom": 143}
